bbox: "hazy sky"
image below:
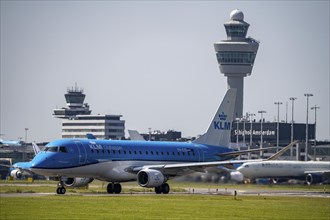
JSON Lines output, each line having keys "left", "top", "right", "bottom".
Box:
{"left": 1, "top": 1, "right": 329, "bottom": 142}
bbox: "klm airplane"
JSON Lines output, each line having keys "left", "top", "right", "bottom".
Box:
{"left": 13, "top": 89, "right": 267, "bottom": 194}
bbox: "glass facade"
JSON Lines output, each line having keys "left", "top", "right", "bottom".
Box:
{"left": 225, "top": 25, "right": 248, "bottom": 38}
{"left": 216, "top": 52, "right": 256, "bottom": 64}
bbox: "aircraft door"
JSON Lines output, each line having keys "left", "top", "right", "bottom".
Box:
{"left": 196, "top": 149, "right": 204, "bottom": 162}
{"left": 75, "top": 141, "right": 87, "bottom": 165}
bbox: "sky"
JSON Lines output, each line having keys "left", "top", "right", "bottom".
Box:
{"left": 1, "top": 1, "right": 329, "bottom": 142}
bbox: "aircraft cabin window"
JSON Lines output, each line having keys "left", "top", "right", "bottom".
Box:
{"left": 108, "top": 150, "right": 110, "bottom": 154}
{"left": 113, "top": 150, "right": 116, "bottom": 154}
{"left": 151, "top": 151, "right": 154, "bottom": 155}
{"left": 124, "top": 150, "right": 126, "bottom": 154}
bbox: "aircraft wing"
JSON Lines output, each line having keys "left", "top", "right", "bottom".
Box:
{"left": 127, "top": 159, "right": 263, "bottom": 176}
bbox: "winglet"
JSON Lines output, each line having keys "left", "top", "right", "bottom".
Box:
{"left": 32, "top": 142, "right": 41, "bottom": 155}
{"left": 266, "top": 141, "right": 299, "bottom": 160}
{"left": 193, "top": 89, "right": 237, "bottom": 147}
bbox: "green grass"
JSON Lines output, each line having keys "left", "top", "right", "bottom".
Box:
{"left": 0, "top": 195, "right": 329, "bottom": 220}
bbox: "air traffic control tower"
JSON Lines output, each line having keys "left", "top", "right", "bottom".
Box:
{"left": 214, "top": 9, "right": 259, "bottom": 118}
{"left": 53, "top": 84, "right": 91, "bottom": 119}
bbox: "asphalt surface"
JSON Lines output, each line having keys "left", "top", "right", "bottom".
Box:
{"left": 1, "top": 185, "right": 329, "bottom": 198}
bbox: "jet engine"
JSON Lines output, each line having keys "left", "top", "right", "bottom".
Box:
{"left": 306, "top": 173, "right": 324, "bottom": 185}
{"left": 137, "top": 169, "right": 165, "bottom": 187}
{"left": 10, "top": 169, "right": 22, "bottom": 179}
{"left": 230, "top": 171, "right": 244, "bottom": 183}
{"left": 63, "top": 177, "right": 94, "bottom": 188}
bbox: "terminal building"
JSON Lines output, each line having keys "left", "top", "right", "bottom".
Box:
{"left": 62, "top": 115, "right": 125, "bottom": 140}
{"left": 53, "top": 85, "right": 125, "bottom": 140}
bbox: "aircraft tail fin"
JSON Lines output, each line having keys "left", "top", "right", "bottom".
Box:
{"left": 193, "top": 89, "right": 237, "bottom": 147}
{"left": 128, "top": 130, "right": 146, "bottom": 141}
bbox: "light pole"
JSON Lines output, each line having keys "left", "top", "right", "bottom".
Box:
{"left": 248, "top": 113, "right": 255, "bottom": 159}
{"left": 235, "top": 118, "right": 240, "bottom": 159}
{"left": 24, "top": 128, "right": 29, "bottom": 144}
{"left": 304, "top": 93, "right": 313, "bottom": 161}
{"left": 274, "top": 102, "right": 283, "bottom": 151}
{"left": 258, "top": 110, "right": 266, "bottom": 158}
{"left": 242, "top": 116, "right": 246, "bottom": 155}
{"left": 311, "top": 105, "right": 320, "bottom": 160}
{"left": 289, "top": 97, "right": 297, "bottom": 159}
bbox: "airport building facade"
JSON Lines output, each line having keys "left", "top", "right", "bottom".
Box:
{"left": 62, "top": 115, "right": 125, "bottom": 140}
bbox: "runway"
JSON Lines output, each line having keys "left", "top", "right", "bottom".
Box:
{"left": 1, "top": 187, "right": 329, "bottom": 198}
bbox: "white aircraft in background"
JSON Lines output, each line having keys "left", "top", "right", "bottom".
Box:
{"left": 237, "top": 159, "right": 330, "bottom": 184}
{"left": 197, "top": 141, "right": 298, "bottom": 183}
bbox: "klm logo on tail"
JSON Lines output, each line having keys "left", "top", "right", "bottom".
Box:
{"left": 213, "top": 112, "right": 231, "bottom": 130}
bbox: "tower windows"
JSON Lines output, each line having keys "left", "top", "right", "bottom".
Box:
{"left": 216, "top": 52, "right": 256, "bottom": 64}
{"left": 225, "top": 25, "right": 248, "bottom": 38}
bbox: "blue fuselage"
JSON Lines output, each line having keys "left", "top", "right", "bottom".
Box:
{"left": 29, "top": 139, "right": 234, "bottom": 170}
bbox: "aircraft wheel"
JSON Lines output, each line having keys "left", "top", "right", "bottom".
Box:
{"left": 57, "top": 187, "right": 66, "bottom": 194}
{"left": 107, "top": 183, "right": 114, "bottom": 193}
{"left": 114, "top": 183, "right": 121, "bottom": 194}
{"left": 155, "top": 186, "right": 162, "bottom": 194}
{"left": 161, "top": 183, "right": 170, "bottom": 194}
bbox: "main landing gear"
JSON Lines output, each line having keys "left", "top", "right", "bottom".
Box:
{"left": 57, "top": 181, "right": 66, "bottom": 194}
{"left": 154, "top": 183, "right": 170, "bottom": 194}
{"left": 107, "top": 183, "right": 122, "bottom": 194}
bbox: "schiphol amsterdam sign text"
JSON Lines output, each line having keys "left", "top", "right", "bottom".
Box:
{"left": 234, "top": 129, "right": 276, "bottom": 136}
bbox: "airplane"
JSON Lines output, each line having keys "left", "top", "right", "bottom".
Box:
{"left": 190, "top": 141, "right": 299, "bottom": 183}
{"left": 236, "top": 159, "right": 330, "bottom": 185}
{"left": 12, "top": 89, "right": 277, "bottom": 194}
{"left": 0, "top": 139, "right": 23, "bottom": 147}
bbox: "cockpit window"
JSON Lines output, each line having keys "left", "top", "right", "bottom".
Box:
{"left": 44, "top": 146, "right": 67, "bottom": 153}
{"left": 44, "top": 147, "right": 58, "bottom": 152}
